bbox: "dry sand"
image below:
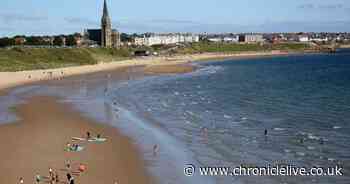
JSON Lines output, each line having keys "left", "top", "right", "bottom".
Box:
{"left": 0, "top": 96, "right": 154, "bottom": 184}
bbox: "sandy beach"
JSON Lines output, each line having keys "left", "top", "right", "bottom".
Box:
{"left": 0, "top": 60, "right": 199, "bottom": 184}
{"left": 0, "top": 51, "right": 293, "bottom": 92}
{"left": 0, "top": 96, "right": 155, "bottom": 184}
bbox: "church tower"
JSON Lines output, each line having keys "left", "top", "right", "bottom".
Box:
{"left": 101, "top": 0, "right": 112, "bottom": 48}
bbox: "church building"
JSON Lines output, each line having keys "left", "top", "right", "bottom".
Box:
{"left": 84, "top": 0, "right": 121, "bottom": 48}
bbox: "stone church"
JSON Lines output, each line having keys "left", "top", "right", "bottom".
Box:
{"left": 84, "top": 0, "right": 121, "bottom": 48}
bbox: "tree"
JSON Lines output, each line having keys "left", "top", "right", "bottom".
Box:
{"left": 26, "top": 36, "right": 43, "bottom": 45}
{"left": 120, "top": 33, "right": 132, "bottom": 42}
{"left": 66, "top": 35, "right": 76, "bottom": 46}
{"left": 0, "top": 37, "right": 14, "bottom": 47}
{"left": 53, "top": 36, "right": 64, "bottom": 46}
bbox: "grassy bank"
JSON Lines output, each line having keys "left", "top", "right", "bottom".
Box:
{"left": 176, "top": 42, "right": 312, "bottom": 54}
{"left": 0, "top": 42, "right": 313, "bottom": 72}
{"left": 0, "top": 47, "right": 131, "bottom": 72}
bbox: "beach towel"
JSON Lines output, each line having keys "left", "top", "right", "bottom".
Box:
{"left": 88, "top": 137, "right": 107, "bottom": 142}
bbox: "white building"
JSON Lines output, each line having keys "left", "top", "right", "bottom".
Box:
{"left": 244, "top": 34, "right": 264, "bottom": 43}
{"left": 208, "top": 37, "right": 222, "bottom": 42}
{"left": 134, "top": 33, "right": 199, "bottom": 46}
{"left": 298, "top": 35, "right": 309, "bottom": 42}
{"left": 223, "top": 36, "right": 239, "bottom": 42}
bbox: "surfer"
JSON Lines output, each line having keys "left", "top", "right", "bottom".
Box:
{"left": 264, "top": 129, "right": 268, "bottom": 136}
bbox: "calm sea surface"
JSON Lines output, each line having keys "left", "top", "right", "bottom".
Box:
{"left": 109, "top": 50, "right": 350, "bottom": 184}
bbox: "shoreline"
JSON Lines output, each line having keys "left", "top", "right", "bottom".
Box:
{"left": 0, "top": 50, "right": 315, "bottom": 92}
{"left": 0, "top": 63, "right": 197, "bottom": 184}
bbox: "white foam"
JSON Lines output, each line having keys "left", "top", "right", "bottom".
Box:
{"left": 328, "top": 158, "right": 335, "bottom": 162}
{"left": 224, "top": 115, "right": 232, "bottom": 119}
{"left": 307, "top": 134, "right": 320, "bottom": 140}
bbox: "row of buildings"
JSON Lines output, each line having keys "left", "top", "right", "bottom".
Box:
{"left": 133, "top": 33, "right": 199, "bottom": 46}
{"left": 203, "top": 32, "right": 350, "bottom": 44}
{"left": 3, "top": 0, "right": 350, "bottom": 48}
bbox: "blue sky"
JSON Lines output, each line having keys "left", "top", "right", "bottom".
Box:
{"left": 1, "top": 0, "right": 350, "bottom": 36}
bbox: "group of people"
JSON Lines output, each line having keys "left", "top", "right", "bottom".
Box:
{"left": 27, "top": 71, "right": 66, "bottom": 82}
{"left": 31, "top": 162, "right": 85, "bottom": 184}
{"left": 18, "top": 131, "right": 96, "bottom": 184}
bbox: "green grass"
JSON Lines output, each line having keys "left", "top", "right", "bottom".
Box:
{"left": 176, "top": 42, "right": 311, "bottom": 54}
{"left": 0, "top": 43, "right": 312, "bottom": 72}
{"left": 0, "top": 47, "right": 132, "bottom": 72}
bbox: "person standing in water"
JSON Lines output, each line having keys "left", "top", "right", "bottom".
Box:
{"left": 153, "top": 144, "right": 159, "bottom": 156}
{"left": 264, "top": 129, "right": 268, "bottom": 136}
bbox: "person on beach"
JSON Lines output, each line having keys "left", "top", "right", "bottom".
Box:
{"left": 66, "top": 173, "right": 72, "bottom": 182}
{"left": 19, "top": 177, "right": 24, "bottom": 184}
{"left": 66, "top": 160, "right": 71, "bottom": 171}
{"left": 35, "top": 174, "right": 41, "bottom": 184}
{"left": 69, "top": 176, "right": 75, "bottom": 184}
{"left": 55, "top": 172, "right": 59, "bottom": 183}
{"left": 78, "top": 163, "right": 87, "bottom": 173}
{"left": 97, "top": 134, "right": 101, "bottom": 139}
{"left": 87, "top": 131, "right": 91, "bottom": 139}
{"left": 49, "top": 167, "right": 53, "bottom": 177}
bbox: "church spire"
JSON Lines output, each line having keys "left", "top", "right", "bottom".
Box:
{"left": 101, "top": 0, "right": 112, "bottom": 47}
{"left": 102, "top": 0, "right": 111, "bottom": 24}
{"left": 103, "top": 0, "right": 109, "bottom": 18}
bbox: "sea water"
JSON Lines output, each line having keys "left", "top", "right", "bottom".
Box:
{"left": 106, "top": 51, "right": 350, "bottom": 184}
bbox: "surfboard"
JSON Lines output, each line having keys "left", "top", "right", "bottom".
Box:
{"left": 72, "top": 137, "right": 86, "bottom": 141}
{"left": 88, "top": 137, "right": 107, "bottom": 142}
